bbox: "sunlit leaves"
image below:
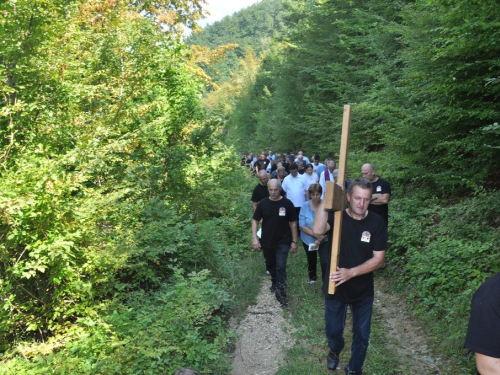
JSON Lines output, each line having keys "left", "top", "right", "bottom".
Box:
{"left": 0, "top": 0, "right": 211, "bottom": 351}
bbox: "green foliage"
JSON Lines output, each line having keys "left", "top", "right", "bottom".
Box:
{"left": 3, "top": 0, "right": 500, "bottom": 371}
{"left": 1, "top": 269, "right": 233, "bottom": 374}
{"left": 187, "top": 0, "right": 285, "bottom": 85}
{"left": 224, "top": 0, "right": 408, "bottom": 156}
{"left": 0, "top": 1, "right": 255, "bottom": 372}
{"left": 390, "top": 191, "right": 500, "bottom": 353}
{"left": 203, "top": 0, "right": 500, "bottom": 369}
{"left": 391, "top": 0, "right": 500, "bottom": 194}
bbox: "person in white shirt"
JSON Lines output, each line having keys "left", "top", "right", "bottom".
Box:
{"left": 295, "top": 150, "right": 310, "bottom": 165}
{"left": 319, "top": 159, "right": 337, "bottom": 200}
{"left": 312, "top": 154, "right": 324, "bottom": 175}
{"left": 303, "top": 163, "right": 319, "bottom": 199}
{"left": 282, "top": 163, "right": 308, "bottom": 216}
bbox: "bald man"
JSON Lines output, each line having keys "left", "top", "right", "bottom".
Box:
{"left": 252, "top": 179, "right": 298, "bottom": 307}
{"left": 251, "top": 170, "right": 271, "bottom": 212}
{"left": 361, "top": 163, "right": 391, "bottom": 227}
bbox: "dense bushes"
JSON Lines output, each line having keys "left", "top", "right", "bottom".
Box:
{"left": 0, "top": 0, "right": 258, "bottom": 373}
{"left": 389, "top": 190, "right": 500, "bottom": 353}
{"left": 1, "top": 166, "right": 255, "bottom": 373}
{"left": 1, "top": 270, "right": 233, "bottom": 374}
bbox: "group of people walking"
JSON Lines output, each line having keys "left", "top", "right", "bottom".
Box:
{"left": 249, "top": 150, "right": 391, "bottom": 374}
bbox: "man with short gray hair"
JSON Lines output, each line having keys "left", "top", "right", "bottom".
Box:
{"left": 313, "top": 178, "right": 387, "bottom": 374}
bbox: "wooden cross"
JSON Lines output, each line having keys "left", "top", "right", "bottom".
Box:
{"left": 323, "top": 105, "right": 351, "bottom": 294}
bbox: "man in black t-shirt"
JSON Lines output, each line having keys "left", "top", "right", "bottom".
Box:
{"left": 465, "top": 272, "right": 500, "bottom": 375}
{"left": 251, "top": 170, "right": 271, "bottom": 212}
{"left": 254, "top": 153, "right": 270, "bottom": 174}
{"left": 252, "top": 170, "right": 286, "bottom": 212}
{"left": 361, "top": 163, "right": 391, "bottom": 227}
{"left": 313, "top": 178, "right": 387, "bottom": 374}
{"left": 252, "top": 179, "right": 298, "bottom": 307}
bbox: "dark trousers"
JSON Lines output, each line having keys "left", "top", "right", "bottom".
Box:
{"left": 263, "top": 243, "right": 290, "bottom": 304}
{"left": 325, "top": 296, "right": 374, "bottom": 373}
{"left": 302, "top": 240, "right": 330, "bottom": 282}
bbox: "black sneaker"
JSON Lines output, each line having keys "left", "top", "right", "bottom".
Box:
{"left": 280, "top": 301, "right": 288, "bottom": 308}
{"left": 327, "top": 351, "right": 339, "bottom": 371}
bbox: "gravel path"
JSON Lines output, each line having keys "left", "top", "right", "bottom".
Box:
{"left": 229, "top": 278, "right": 296, "bottom": 375}
{"left": 230, "top": 275, "right": 450, "bottom": 374}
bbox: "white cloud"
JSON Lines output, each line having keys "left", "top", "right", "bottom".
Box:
{"left": 199, "top": 0, "right": 262, "bottom": 27}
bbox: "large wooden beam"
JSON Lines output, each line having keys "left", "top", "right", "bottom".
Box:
{"left": 328, "top": 105, "right": 351, "bottom": 295}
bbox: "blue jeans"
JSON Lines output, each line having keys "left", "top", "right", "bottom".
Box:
{"left": 325, "top": 296, "right": 374, "bottom": 373}
{"left": 263, "top": 243, "right": 290, "bottom": 304}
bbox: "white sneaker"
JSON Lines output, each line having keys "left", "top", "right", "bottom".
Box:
{"left": 308, "top": 280, "right": 317, "bottom": 285}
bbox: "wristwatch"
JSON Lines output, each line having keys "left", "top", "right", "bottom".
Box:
{"left": 292, "top": 240, "right": 298, "bottom": 244}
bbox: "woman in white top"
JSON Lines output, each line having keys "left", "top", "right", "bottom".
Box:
{"left": 303, "top": 163, "right": 319, "bottom": 200}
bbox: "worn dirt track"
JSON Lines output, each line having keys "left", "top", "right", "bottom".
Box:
{"left": 230, "top": 275, "right": 448, "bottom": 374}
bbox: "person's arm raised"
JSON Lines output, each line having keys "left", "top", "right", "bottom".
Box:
{"left": 312, "top": 200, "right": 329, "bottom": 236}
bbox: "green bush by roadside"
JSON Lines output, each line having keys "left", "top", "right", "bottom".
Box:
{"left": 389, "top": 190, "right": 500, "bottom": 367}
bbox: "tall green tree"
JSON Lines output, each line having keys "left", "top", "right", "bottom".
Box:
{"left": 226, "top": 0, "right": 408, "bottom": 156}
{"left": 0, "top": 0, "right": 209, "bottom": 349}
{"left": 187, "top": 0, "right": 285, "bottom": 85}
{"left": 394, "top": 0, "right": 500, "bottom": 193}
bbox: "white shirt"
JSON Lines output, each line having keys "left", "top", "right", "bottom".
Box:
{"left": 312, "top": 162, "right": 324, "bottom": 174}
{"left": 303, "top": 172, "right": 319, "bottom": 187}
{"left": 282, "top": 174, "right": 308, "bottom": 208}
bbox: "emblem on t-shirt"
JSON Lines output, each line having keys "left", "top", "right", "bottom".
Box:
{"left": 376, "top": 186, "right": 382, "bottom": 192}
{"left": 279, "top": 207, "right": 286, "bottom": 216}
{"left": 361, "top": 231, "right": 371, "bottom": 243}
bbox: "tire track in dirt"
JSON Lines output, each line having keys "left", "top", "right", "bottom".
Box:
{"left": 374, "top": 277, "right": 444, "bottom": 374}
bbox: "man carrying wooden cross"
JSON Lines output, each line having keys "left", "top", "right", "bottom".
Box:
{"left": 313, "top": 177, "right": 387, "bottom": 374}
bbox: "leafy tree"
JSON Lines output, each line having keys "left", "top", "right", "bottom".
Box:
{"left": 393, "top": 0, "right": 500, "bottom": 193}
{"left": 187, "top": 0, "right": 285, "bottom": 85}
{"left": 224, "top": 0, "right": 408, "bottom": 156}
{"left": 0, "top": 0, "right": 211, "bottom": 350}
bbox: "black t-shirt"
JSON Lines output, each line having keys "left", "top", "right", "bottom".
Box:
{"left": 253, "top": 197, "right": 298, "bottom": 248}
{"left": 323, "top": 210, "right": 387, "bottom": 302}
{"left": 368, "top": 178, "right": 391, "bottom": 226}
{"left": 251, "top": 183, "right": 269, "bottom": 203}
{"left": 465, "top": 272, "right": 500, "bottom": 358}
{"left": 255, "top": 159, "right": 269, "bottom": 171}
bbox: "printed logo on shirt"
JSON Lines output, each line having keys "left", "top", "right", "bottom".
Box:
{"left": 361, "top": 231, "right": 371, "bottom": 243}
{"left": 279, "top": 207, "right": 286, "bottom": 216}
{"left": 376, "top": 186, "right": 382, "bottom": 192}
